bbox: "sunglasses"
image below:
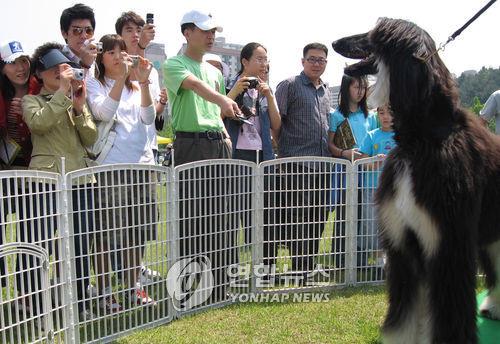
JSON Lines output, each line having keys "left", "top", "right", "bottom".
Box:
{"left": 70, "top": 26, "right": 94, "bottom": 36}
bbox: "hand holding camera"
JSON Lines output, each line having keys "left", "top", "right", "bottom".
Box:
{"left": 132, "top": 56, "right": 153, "bottom": 84}
{"left": 230, "top": 76, "right": 260, "bottom": 97}
{"left": 256, "top": 77, "right": 272, "bottom": 98}
{"left": 58, "top": 63, "right": 77, "bottom": 93}
{"left": 138, "top": 13, "right": 155, "bottom": 50}
{"left": 71, "top": 79, "right": 87, "bottom": 114}
{"left": 80, "top": 39, "right": 98, "bottom": 67}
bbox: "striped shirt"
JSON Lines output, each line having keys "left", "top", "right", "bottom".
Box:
{"left": 275, "top": 72, "right": 331, "bottom": 158}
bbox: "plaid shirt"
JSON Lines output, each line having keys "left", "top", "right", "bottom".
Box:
{"left": 275, "top": 72, "right": 331, "bottom": 158}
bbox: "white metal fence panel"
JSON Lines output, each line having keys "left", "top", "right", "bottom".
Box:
{"left": 66, "top": 164, "right": 174, "bottom": 343}
{"left": 257, "top": 157, "right": 353, "bottom": 292}
{"left": 354, "top": 157, "right": 386, "bottom": 284}
{"left": 1, "top": 157, "right": 388, "bottom": 343}
{"left": 0, "top": 171, "right": 68, "bottom": 343}
{"left": 173, "top": 159, "right": 255, "bottom": 316}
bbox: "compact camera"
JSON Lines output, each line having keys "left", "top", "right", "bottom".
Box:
{"left": 95, "top": 42, "right": 103, "bottom": 53}
{"left": 130, "top": 55, "right": 139, "bottom": 68}
{"left": 73, "top": 68, "right": 85, "bottom": 80}
{"left": 146, "top": 13, "right": 154, "bottom": 25}
{"left": 247, "top": 77, "right": 259, "bottom": 89}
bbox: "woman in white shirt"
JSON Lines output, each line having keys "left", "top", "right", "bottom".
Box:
{"left": 86, "top": 34, "right": 156, "bottom": 312}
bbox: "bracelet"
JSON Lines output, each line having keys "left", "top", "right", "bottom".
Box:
{"left": 138, "top": 42, "right": 146, "bottom": 50}
{"left": 159, "top": 100, "right": 167, "bottom": 105}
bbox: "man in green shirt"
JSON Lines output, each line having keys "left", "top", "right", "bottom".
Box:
{"left": 164, "top": 9, "right": 239, "bottom": 166}
{"left": 163, "top": 10, "right": 240, "bottom": 309}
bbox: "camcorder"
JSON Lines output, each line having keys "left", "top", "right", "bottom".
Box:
{"left": 73, "top": 68, "right": 85, "bottom": 80}
{"left": 146, "top": 13, "right": 154, "bottom": 25}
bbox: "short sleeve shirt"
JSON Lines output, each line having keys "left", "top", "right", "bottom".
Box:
{"left": 480, "top": 90, "right": 500, "bottom": 135}
{"left": 163, "top": 55, "right": 225, "bottom": 133}
{"left": 275, "top": 72, "right": 331, "bottom": 157}
{"left": 359, "top": 128, "right": 396, "bottom": 156}
{"left": 359, "top": 128, "right": 397, "bottom": 188}
{"left": 329, "top": 109, "right": 378, "bottom": 148}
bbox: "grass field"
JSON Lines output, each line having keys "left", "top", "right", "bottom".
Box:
{"left": 117, "top": 286, "right": 387, "bottom": 344}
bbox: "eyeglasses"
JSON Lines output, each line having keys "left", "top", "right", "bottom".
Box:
{"left": 253, "top": 57, "right": 270, "bottom": 65}
{"left": 71, "top": 26, "right": 94, "bottom": 36}
{"left": 305, "top": 57, "right": 327, "bottom": 65}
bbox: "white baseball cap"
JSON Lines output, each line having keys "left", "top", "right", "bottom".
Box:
{"left": 0, "top": 41, "right": 28, "bottom": 63}
{"left": 180, "top": 10, "right": 223, "bottom": 32}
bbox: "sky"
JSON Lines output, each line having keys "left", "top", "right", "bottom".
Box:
{"left": 1, "top": 0, "right": 498, "bottom": 87}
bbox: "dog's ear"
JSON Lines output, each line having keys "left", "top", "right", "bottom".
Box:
{"left": 389, "top": 54, "right": 433, "bottom": 116}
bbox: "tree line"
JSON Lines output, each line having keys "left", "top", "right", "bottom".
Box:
{"left": 457, "top": 66, "right": 500, "bottom": 107}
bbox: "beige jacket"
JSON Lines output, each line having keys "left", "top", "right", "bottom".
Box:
{"left": 23, "top": 88, "right": 97, "bottom": 175}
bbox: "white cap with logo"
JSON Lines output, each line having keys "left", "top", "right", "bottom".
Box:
{"left": 180, "top": 10, "right": 223, "bottom": 32}
{"left": 0, "top": 41, "right": 27, "bottom": 63}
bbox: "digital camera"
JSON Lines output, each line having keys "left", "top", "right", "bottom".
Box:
{"left": 73, "top": 68, "right": 85, "bottom": 80}
{"left": 247, "top": 77, "right": 259, "bottom": 89}
{"left": 95, "top": 42, "right": 103, "bottom": 54}
{"left": 146, "top": 13, "right": 154, "bottom": 25}
{"left": 130, "top": 55, "right": 139, "bottom": 68}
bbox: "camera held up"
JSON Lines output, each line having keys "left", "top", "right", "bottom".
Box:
{"left": 72, "top": 68, "right": 85, "bottom": 80}
{"left": 246, "top": 77, "right": 259, "bottom": 89}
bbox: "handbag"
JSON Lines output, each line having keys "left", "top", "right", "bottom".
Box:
{"left": 87, "top": 115, "right": 117, "bottom": 164}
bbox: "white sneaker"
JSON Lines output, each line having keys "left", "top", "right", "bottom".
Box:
{"left": 139, "top": 266, "right": 161, "bottom": 285}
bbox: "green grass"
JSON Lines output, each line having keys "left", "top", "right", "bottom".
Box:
{"left": 117, "top": 286, "right": 386, "bottom": 344}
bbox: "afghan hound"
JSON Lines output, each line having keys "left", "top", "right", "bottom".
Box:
{"left": 332, "top": 18, "right": 500, "bottom": 343}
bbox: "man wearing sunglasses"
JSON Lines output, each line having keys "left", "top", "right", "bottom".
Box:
{"left": 59, "top": 3, "right": 97, "bottom": 72}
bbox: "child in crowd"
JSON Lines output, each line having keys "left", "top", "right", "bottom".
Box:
{"left": 357, "top": 104, "right": 396, "bottom": 269}
{"left": 328, "top": 74, "right": 378, "bottom": 267}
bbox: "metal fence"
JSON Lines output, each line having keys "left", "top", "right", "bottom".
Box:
{"left": 0, "top": 157, "right": 385, "bottom": 343}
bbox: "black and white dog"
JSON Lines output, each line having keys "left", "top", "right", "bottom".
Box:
{"left": 332, "top": 18, "right": 500, "bottom": 343}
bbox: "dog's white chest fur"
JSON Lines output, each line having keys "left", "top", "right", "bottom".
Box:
{"left": 378, "top": 164, "right": 441, "bottom": 259}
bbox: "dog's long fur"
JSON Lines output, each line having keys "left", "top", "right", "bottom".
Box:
{"left": 333, "top": 18, "right": 500, "bottom": 343}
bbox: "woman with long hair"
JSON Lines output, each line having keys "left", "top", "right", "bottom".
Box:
{"left": 328, "top": 74, "right": 378, "bottom": 268}
{"left": 0, "top": 40, "right": 40, "bottom": 290}
{"left": 225, "top": 42, "right": 280, "bottom": 163}
{"left": 224, "top": 42, "right": 281, "bottom": 265}
{"left": 86, "top": 34, "right": 156, "bottom": 312}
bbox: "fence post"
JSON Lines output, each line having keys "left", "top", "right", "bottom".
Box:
{"left": 59, "top": 158, "right": 79, "bottom": 344}
{"left": 345, "top": 160, "right": 357, "bottom": 286}
{"left": 251, "top": 162, "right": 263, "bottom": 295}
{"left": 169, "top": 167, "right": 179, "bottom": 319}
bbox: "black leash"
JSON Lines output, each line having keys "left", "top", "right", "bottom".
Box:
{"left": 445, "top": 0, "right": 497, "bottom": 46}
{"left": 422, "top": 0, "right": 497, "bottom": 62}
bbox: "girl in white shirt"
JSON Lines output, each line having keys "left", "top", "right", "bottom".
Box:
{"left": 86, "top": 34, "right": 156, "bottom": 312}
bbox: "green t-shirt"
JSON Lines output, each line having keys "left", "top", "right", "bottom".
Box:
{"left": 163, "top": 55, "right": 226, "bottom": 133}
